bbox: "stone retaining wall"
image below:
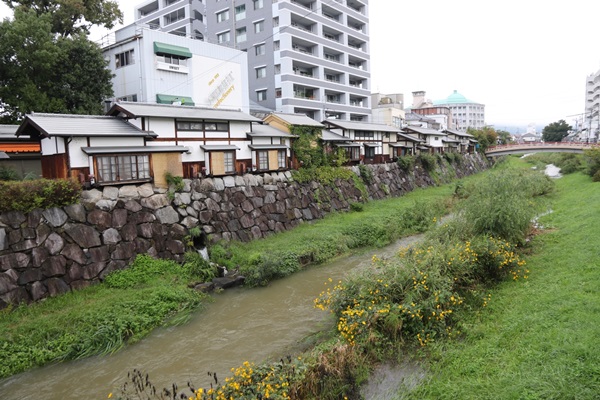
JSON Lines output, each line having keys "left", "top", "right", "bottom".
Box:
{"left": 0, "top": 154, "right": 489, "bottom": 307}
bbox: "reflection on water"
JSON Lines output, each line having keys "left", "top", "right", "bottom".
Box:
{"left": 0, "top": 235, "right": 422, "bottom": 400}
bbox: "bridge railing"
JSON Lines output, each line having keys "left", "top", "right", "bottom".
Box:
{"left": 487, "top": 142, "right": 600, "bottom": 152}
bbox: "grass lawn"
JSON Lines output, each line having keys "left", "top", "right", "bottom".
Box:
{"left": 405, "top": 172, "right": 600, "bottom": 399}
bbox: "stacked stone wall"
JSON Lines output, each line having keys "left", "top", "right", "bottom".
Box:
{"left": 0, "top": 154, "right": 489, "bottom": 307}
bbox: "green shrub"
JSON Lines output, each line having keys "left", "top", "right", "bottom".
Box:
{"left": 0, "top": 166, "right": 19, "bottom": 181}
{"left": 103, "top": 255, "right": 183, "bottom": 289}
{"left": 291, "top": 166, "right": 354, "bottom": 185}
{"left": 358, "top": 164, "right": 374, "bottom": 184}
{"left": 418, "top": 153, "right": 438, "bottom": 172}
{"left": 0, "top": 178, "right": 81, "bottom": 213}
{"left": 239, "top": 250, "right": 301, "bottom": 286}
{"left": 349, "top": 202, "right": 364, "bottom": 212}
{"left": 443, "top": 152, "right": 463, "bottom": 165}
{"left": 182, "top": 251, "right": 217, "bottom": 282}
{"left": 457, "top": 169, "right": 551, "bottom": 245}
{"left": 165, "top": 172, "right": 185, "bottom": 192}
{"left": 396, "top": 155, "right": 415, "bottom": 171}
{"left": 395, "top": 199, "right": 445, "bottom": 234}
{"left": 583, "top": 147, "right": 600, "bottom": 178}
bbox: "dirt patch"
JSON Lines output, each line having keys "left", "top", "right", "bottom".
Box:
{"left": 360, "top": 360, "right": 426, "bottom": 400}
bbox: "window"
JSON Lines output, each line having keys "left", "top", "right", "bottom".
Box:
{"left": 217, "top": 30, "right": 230, "bottom": 43}
{"left": 273, "top": 40, "right": 280, "bottom": 50}
{"left": 216, "top": 9, "right": 229, "bottom": 22}
{"left": 258, "top": 151, "right": 268, "bottom": 170}
{"left": 177, "top": 121, "right": 203, "bottom": 130}
{"left": 177, "top": 120, "right": 228, "bottom": 131}
{"left": 255, "top": 43, "right": 265, "bottom": 55}
{"left": 256, "top": 66, "right": 266, "bottom": 78}
{"left": 273, "top": 17, "right": 279, "bottom": 27}
{"left": 365, "top": 146, "right": 375, "bottom": 159}
{"left": 254, "top": 20, "right": 264, "bottom": 33}
{"left": 354, "top": 130, "right": 374, "bottom": 139}
{"left": 210, "top": 151, "right": 236, "bottom": 175}
{"left": 96, "top": 154, "right": 150, "bottom": 183}
{"left": 115, "top": 49, "right": 134, "bottom": 68}
{"left": 256, "top": 90, "right": 267, "bottom": 101}
{"left": 156, "top": 53, "right": 187, "bottom": 66}
{"left": 234, "top": 4, "right": 245, "bottom": 20}
{"left": 275, "top": 88, "right": 282, "bottom": 98}
{"left": 274, "top": 64, "right": 280, "bottom": 74}
{"left": 165, "top": 0, "right": 180, "bottom": 5}
{"left": 346, "top": 147, "right": 360, "bottom": 160}
{"left": 224, "top": 152, "right": 235, "bottom": 173}
{"left": 164, "top": 8, "right": 185, "bottom": 25}
{"left": 278, "top": 150, "right": 286, "bottom": 168}
{"left": 117, "top": 94, "right": 138, "bottom": 102}
{"left": 253, "top": 0, "right": 264, "bottom": 9}
{"left": 204, "top": 121, "right": 229, "bottom": 131}
{"left": 236, "top": 26, "right": 247, "bottom": 42}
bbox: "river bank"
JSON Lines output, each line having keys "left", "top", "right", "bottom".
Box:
{"left": 403, "top": 170, "right": 600, "bottom": 399}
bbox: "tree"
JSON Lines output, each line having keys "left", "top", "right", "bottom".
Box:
{"left": 542, "top": 120, "right": 572, "bottom": 142}
{"left": 3, "top": 0, "right": 123, "bottom": 37}
{"left": 0, "top": 9, "right": 114, "bottom": 123}
{"left": 468, "top": 126, "right": 498, "bottom": 152}
{"left": 496, "top": 130, "right": 512, "bottom": 145}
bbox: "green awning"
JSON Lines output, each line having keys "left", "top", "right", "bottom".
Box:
{"left": 156, "top": 94, "right": 195, "bottom": 106}
{"left": 153, "top": 41, "right": 192, "bottom": 58}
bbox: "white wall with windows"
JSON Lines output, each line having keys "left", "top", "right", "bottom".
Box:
{"left": 104, "top": 26, "right": 250, "bottom": 113}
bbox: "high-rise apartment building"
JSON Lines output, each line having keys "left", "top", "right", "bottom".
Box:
{"left": 133, "top": 0, "right": 371, "bottom": 122}
{"left": 585, "top": 69, "right": 600, "bottom": 142}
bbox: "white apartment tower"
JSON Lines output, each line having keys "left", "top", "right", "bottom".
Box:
{"left": 585, "top": 69, "right": 600, "bottom": 142}
{"left": 133, "top": 0, "right": 371, "bottom": 122}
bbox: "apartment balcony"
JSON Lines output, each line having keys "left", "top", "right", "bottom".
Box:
{"left": 138, "top": 0, "right": 159, "bottom": 18}
{"left": 346, "top": 0, "right": 366, "bottom": 15}
{"left": 324, "top": 69, "right": 343, "bottom": 83}
{"left": 293, "top": 85, "right": 318, "bottom": 100}
{"left": 291, "top": 21, "right": 314, "bottom": 33}
{"left": 325, "top": 90, "right": 344, "bottom": 104}
{"left": 291, "top": 0, "right": 315, "bottom": 11}
{"left": 322, "top": 25, "right": 343, "bottom": 42}
{"left": 348, "top": 55, "right": 366, "bottom": 70}
{"left": 293, "top": 61, "right": 317, "bottom": 78}
{"left": 349, "top": 95, "right": 367, "bottom": 108}
{"left": 291, "top": 37, "right": 317, "bottom": 56}
{"left": 292, "top": 44, "right": 315, "bottom": 55}
{"left": 321, "top": 5, "right": 342, "bottom": 23}
{"left": 347, "top": 16, "right": 366, "bottom": 33}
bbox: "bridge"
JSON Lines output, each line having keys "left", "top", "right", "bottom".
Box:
{"left": 485, "top": 142, "right": 600, "bottom": 157}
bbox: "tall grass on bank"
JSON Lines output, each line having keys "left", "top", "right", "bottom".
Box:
{"left": 0, "top": 255, "right": 206, "bottom": 378}
{"left": 404, "top": 172, "right": 600, "bottom": 399}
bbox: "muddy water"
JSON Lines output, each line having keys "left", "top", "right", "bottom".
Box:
{"left": 0, "top": 235, "right": 423, "bottom": 400}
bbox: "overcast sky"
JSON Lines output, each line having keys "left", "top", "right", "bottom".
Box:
{"left": 2, "top": 0, "right": 600, "bottom": 131}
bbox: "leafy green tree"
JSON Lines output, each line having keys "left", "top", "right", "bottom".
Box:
{"left": 468, "top": 126, "right": 498, "bottom": 152}
{"left": 3, "top": 0, "right": 123, "bottom": 37}
{"left": 0, "top": 9, "right": 114, "bottom": 122}
{"left": 542, "top": 119, "right": 571, "bottom": 142}
{"left": 290, "top": 126, "right": 325, "bottom": 168}
{"left": 496, "top": 130, "right": 512, "bottom": 145}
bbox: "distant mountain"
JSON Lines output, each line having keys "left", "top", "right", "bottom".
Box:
{"left": 487, "top": 124, "right": 545, "bottom": 134}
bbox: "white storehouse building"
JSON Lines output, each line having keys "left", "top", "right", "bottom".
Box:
{"left": 102, "top": 26, "right": 251, "bottom": 113}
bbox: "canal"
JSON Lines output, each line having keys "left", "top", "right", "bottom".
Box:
{"left": 0, "top": 235, "right": 423, "bottom": 399}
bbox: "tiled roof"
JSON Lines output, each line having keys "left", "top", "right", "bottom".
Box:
{"left": 17, "top": 113, "right": 156, "bottom": 138}
{"left": 109, "top": 102, "right": 261, "bottom": 123}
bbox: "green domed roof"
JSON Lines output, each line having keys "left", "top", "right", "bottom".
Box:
{"left": 433, "top": 90, "right": 477, "bottom": 105}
